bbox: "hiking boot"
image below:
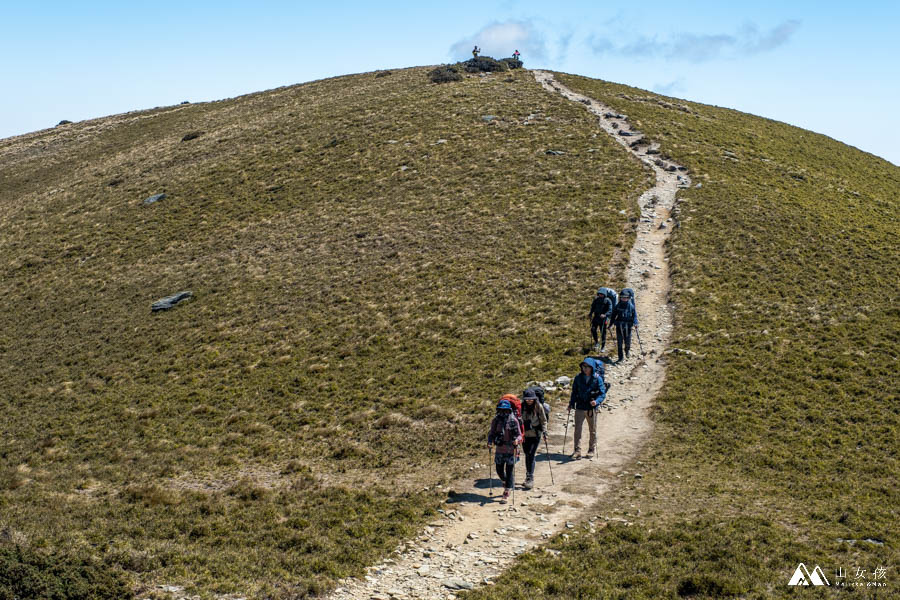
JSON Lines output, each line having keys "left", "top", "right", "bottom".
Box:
{"left": 499, "top": 489, "right": 509, "bottom": 504}
{"left": 570, "top": 451, "right": 582, "bottom": 460}
{"left": 522, "top": 476, "right": 534, "bottom": 490}
{"left": 586, "top": 450, "right": 595, "bottom": 459}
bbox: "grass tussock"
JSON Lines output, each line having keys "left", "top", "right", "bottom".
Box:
{"left": 465, "top": 73, "right": 899, "bottom": 599}
{"left": 0, "top": 66, "right": 645, "bottom": 596}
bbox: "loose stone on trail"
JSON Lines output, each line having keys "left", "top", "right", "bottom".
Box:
{"left": 442, "top": 578, "right": 474, "bottom": 590}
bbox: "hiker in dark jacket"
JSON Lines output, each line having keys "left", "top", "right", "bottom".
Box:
{"left": 568, "top": 357, "right": 605, "bottom": 459}
{"left": 488, "top": 399, "right": 523, "bottom": 503}
{"left": 611, "top": 290, "right": 638, "bottom": 362}
{"left": 588, "top": 290, "right": 614, "bottom": 350}
{"left": 521, "top": 389, "right": 548, "bottom": 490}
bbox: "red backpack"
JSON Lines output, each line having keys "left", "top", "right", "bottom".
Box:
{"left": 500, "top": 394, "right": 524, "bottom": 436}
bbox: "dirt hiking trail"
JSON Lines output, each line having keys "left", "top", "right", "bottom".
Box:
{"left": 329, "top": 71, "right": 688, "bottom": 600}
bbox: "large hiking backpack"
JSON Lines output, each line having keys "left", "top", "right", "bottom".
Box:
{"left": 598, "top": 287, "right": 618, "bottom": 307}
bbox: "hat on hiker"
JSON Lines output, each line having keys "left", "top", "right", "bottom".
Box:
{"left": 497, "top": 399, "right": 512, "bottom": 410}
{"left": 523, "top": 389, "right": 538, "bottom": 401}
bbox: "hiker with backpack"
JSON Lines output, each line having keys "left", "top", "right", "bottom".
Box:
{"left": 472, "top": 45, "right": 481, "bottom": 58}
{"left": 610, "top": 288, "right": 638, "bottom": 362}
{"left": 589, "top": 288, "right": 615, "bottom": 351}
{"left": 512, "top": 49, "right": 520, "bottom": 61}
{"left": 488, "top": 398, "right": 523, "bottom": 503}
{"left": 567, "top": 357, "right": 606, "bottom": 459}
{"left": 520, "top": 389, "right": 548, "bottom": 490}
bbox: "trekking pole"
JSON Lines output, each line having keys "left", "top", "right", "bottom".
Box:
{"left": 562, "top": 408, "right": 571, "bottom": 454}
{"left": 635, "top": 325, "right": 644, "bottom": 354}
{"left": 543, "top": 434, "right": 555, "bottom": 485}
{"left": 488, "top": 446, "right": 493, "bottom": 497}
{"left": 512, "top": 446, "right": 518, "bottom": 507}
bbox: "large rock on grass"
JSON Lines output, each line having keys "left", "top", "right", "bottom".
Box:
{"left": 151, "top": 291, "right": 192, "bottom": 312}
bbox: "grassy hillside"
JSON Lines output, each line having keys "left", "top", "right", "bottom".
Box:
{"left": 467, "top": 74, "right": 899, "bottom": 598}
{"left": 0, "top": 67, "right": 647, "bottom": 597}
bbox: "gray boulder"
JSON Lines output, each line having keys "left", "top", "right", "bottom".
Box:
{"left": 143, "top": 193, "right": 166, "bottom": 205}
{"left": 151, "top": 291, "right": 192, "bottom": 312}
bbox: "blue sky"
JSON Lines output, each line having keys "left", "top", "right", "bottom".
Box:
{"left": 2, "top": 1, "right": 898, "bottom": 165}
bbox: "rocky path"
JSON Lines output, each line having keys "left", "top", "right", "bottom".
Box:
{"left": 329, "top": 71, "right": 687, "bottom": 600}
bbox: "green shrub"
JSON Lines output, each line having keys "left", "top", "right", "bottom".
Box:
{"left": 500, "top": 58, "right": 523, "bottom": 69}
{"left": 427, "top": 65, "right": 462, "bottom": 83}
{"left": 0, "top": 544, "right": 132, "bottom": 600}
{"left": 462, "top": 56, "right": 508, "bottom": 73}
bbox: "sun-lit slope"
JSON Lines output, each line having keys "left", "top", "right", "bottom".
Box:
{"left": 468, "top": 74, "right": 899, "bottom": 599}
{"left": 0, "top": 67, "right": 647, "bottom": 597}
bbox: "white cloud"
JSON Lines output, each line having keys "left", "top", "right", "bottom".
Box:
{"left": 449, "top": 20, "right": 547, "bottom": 62}
{"left": 590, "top": 20, "right": 801, "bottom": 63}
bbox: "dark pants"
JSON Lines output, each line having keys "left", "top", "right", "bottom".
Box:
{"left": 616, "top": 322, "right": 633, "bottom": 360}
{"left": 495, "top": 460, "right": 515, "bottom": 489}
{"left": 591, "top": 318, "right": 608, "bottom": 346}
{"left": 523, "top": 436, "right": 540, "bottom": 477}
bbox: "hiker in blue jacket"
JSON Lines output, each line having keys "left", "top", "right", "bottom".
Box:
{"left": 588, "top": 289, "right": 614, "bottom": 350}
{"left": 568, "top": 357, "right": 606, "bottom": 459}
{"left": 611, "top": 289, "right": 638, "bottom": 362}
{"left": 488, "top": 399, "right": 523, "bottom": 503}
